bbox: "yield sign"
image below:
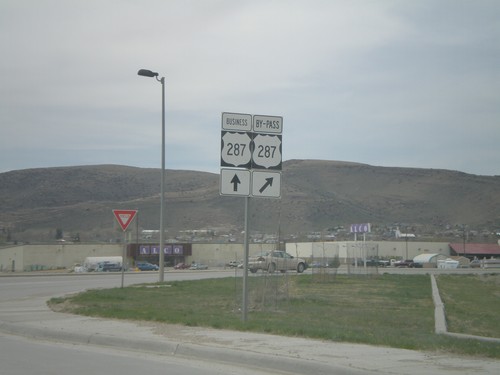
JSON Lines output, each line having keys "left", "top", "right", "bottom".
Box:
{"left": 113, "top": 209, "right": 138, "bottom": 231}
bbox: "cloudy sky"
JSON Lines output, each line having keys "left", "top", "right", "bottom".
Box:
{"left": 1, "top": 0, "right": 499, "bottom": 176}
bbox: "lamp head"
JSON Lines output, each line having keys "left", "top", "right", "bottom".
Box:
{"left": 138, "top": 69, "right": 159, "bottom": 78}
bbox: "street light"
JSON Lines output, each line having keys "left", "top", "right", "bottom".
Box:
{"left": 138, "top": 68, "right": 166, "bottom": 282}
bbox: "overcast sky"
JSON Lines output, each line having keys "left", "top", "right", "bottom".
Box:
{"left": 1, "top": 0, "right": 499, "bottom": 176}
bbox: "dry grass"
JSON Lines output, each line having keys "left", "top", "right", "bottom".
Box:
{"left": 436, "top": 274, "right": 500, "bottom": 338}
{"left": 49, "top": 274, "right": 500, "bottom": 358}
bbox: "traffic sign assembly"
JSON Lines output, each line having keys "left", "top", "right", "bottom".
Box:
{"left": 220, "top": 112, "right": 283, "bottom": 323}
{"left": 220, "top": 112, "right": 282, "bottom": 198}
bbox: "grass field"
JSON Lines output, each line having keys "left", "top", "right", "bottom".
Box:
{"left": 436, "top": 274, "right": 500, "bottom": 338}
{"left": 49, "top": 273, "right": 500, "bottom": 358}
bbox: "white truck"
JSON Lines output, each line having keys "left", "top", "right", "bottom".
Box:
{"left": 437, "top": 258, "right": 459, "bottom": 269}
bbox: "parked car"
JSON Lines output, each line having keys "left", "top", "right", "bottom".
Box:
{"left": 310, "top": 262, "right": 328, "bottom": 268}
{"left": 352, "top": 259, "right": 378, "bottom": 267}
{"left": 378, "top": 260, "right": 390, "bottom": 267}
{"left": 248, "top": 251, "right": 307, "bottom": 273}
{"left": 226, "top": 260, "right": 242, "bottom": 268}
{"left": 352, "top": 259, "right": 390, "bottom": 267}
{"left": 95, "top": 262, "right": 122, "bottom": 272}
{"left": 470, "top": 259, "right": 481, "bottom": 268}
{"left": 174, "top": 263, "right": 190, "bottom": 270}
{"left": 189, "top": 263, "right": 208, "bottom": 270}
{"left": 136, "top": 262, "right": 159, "bottom": 271}
{"left": 394, "top": 260, "right": 422, "bottom": 268}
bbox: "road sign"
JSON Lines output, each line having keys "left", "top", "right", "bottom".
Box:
{"left": 220, "top": 112, "right": 283, "bottom": 322}
{"left": 220, "top": 168, "right": 251, "bottom": 196}
{"left": 253, "top": 115, "right": 283, "bottom": 134}
{"left": 222, "top": 112, "right": 252, "bottom": 132}
{"left": 252, "top": 171, "right": 281, "bottom": 198}
{"left": 113, "top": 209, "right": 138, "bottom": 231}
{"left": 251, "top": 133, "right": 282, "bottom": 170}
{"left": 350, "top": 223, "right": 371, "bottom": 233}
{"left": 220, "top": 131, "right": 252, "bottom": 168}
{"left": 220, "top": 112, "right": 282, "bottom": 198}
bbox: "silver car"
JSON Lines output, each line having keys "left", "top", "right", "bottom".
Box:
{"left": 248, "top": 251, "right": 307, "bottom": 273}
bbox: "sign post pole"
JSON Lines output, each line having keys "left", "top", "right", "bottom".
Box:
{"left": 219, "top": 112, "right": 282, "bottom": 322}
{"left": 350, "top": 223, "right": 371, "bottom": 269}
{"left": 112, "top": 209, "right": 138, "bottom": 288}
{"left": 242, "top": 196, "right": 250, "bottom": 322}
{"left": 121, "top": 231, "right": 127, "bottom": 288}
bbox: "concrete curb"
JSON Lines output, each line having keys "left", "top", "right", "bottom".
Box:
{"left": 430, "top": 274, "right": 447, "bottom": 334}
{"left": 0, "top": 321, "right": 177, "bottom": 354}
{"left": 0, "top": 321, "right": 363, "bottom": 375}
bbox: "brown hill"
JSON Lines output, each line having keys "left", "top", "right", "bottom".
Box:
{"left": 1, "top": 160, "right": 499, "bottom": 242}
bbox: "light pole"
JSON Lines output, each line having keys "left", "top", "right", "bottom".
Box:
{"left": 138, "top": 68, "right": 166, "bottom": 282}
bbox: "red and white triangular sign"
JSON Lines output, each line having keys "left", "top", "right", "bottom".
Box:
{"left": 113, "top": 209, "right": 138, "bottom": 231}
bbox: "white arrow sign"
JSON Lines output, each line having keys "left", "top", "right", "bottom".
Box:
{"left": 220, "top": 168, "right": 251, "bottom": 196}
{"left": 252, "top": 171, "right": 281, "bottom": 198}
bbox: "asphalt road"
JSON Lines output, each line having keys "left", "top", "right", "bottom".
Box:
{"left": 0, "top": 331, "right": 274, "bottom": 375}
{"left": 0, "top": 271, "right": 282, "bottom": 375}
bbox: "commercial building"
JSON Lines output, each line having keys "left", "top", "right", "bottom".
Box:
{"left": 1, "top": 240, "right": 499, "bottom": 272}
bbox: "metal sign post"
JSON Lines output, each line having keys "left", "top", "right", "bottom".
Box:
{"left": 219, "top": 112, "right": 282, "bottom": 322}
{"left": 242, "top": 196, "right": 250, "bottom": 322}
{"left": 113, "top": 210, "right": 138, "bottom": 288}
{"left": 121, "top": 231, "right": 127, "bottom": 288}
{"left": 350, "top": 223, "right": 371, "bottom": 268}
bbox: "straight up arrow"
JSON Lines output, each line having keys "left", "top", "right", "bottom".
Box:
{"left": 259, "top": 177, "right": 273, "bottom": 193}
{"left": 230, "top": 174, "right": 241, "bottom": 191}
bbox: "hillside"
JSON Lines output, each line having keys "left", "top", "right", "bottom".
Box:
{"left": 1, "top": 161, "right": 499, "bottom": 243}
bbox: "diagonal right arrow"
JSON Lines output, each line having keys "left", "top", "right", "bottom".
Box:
{"left": 259, "top": 177, "right": 273, "bottom": 193}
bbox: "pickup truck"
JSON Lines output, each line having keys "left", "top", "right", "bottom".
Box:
{"left": 248, "top": 251, "right": 308, "bottom": 273}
